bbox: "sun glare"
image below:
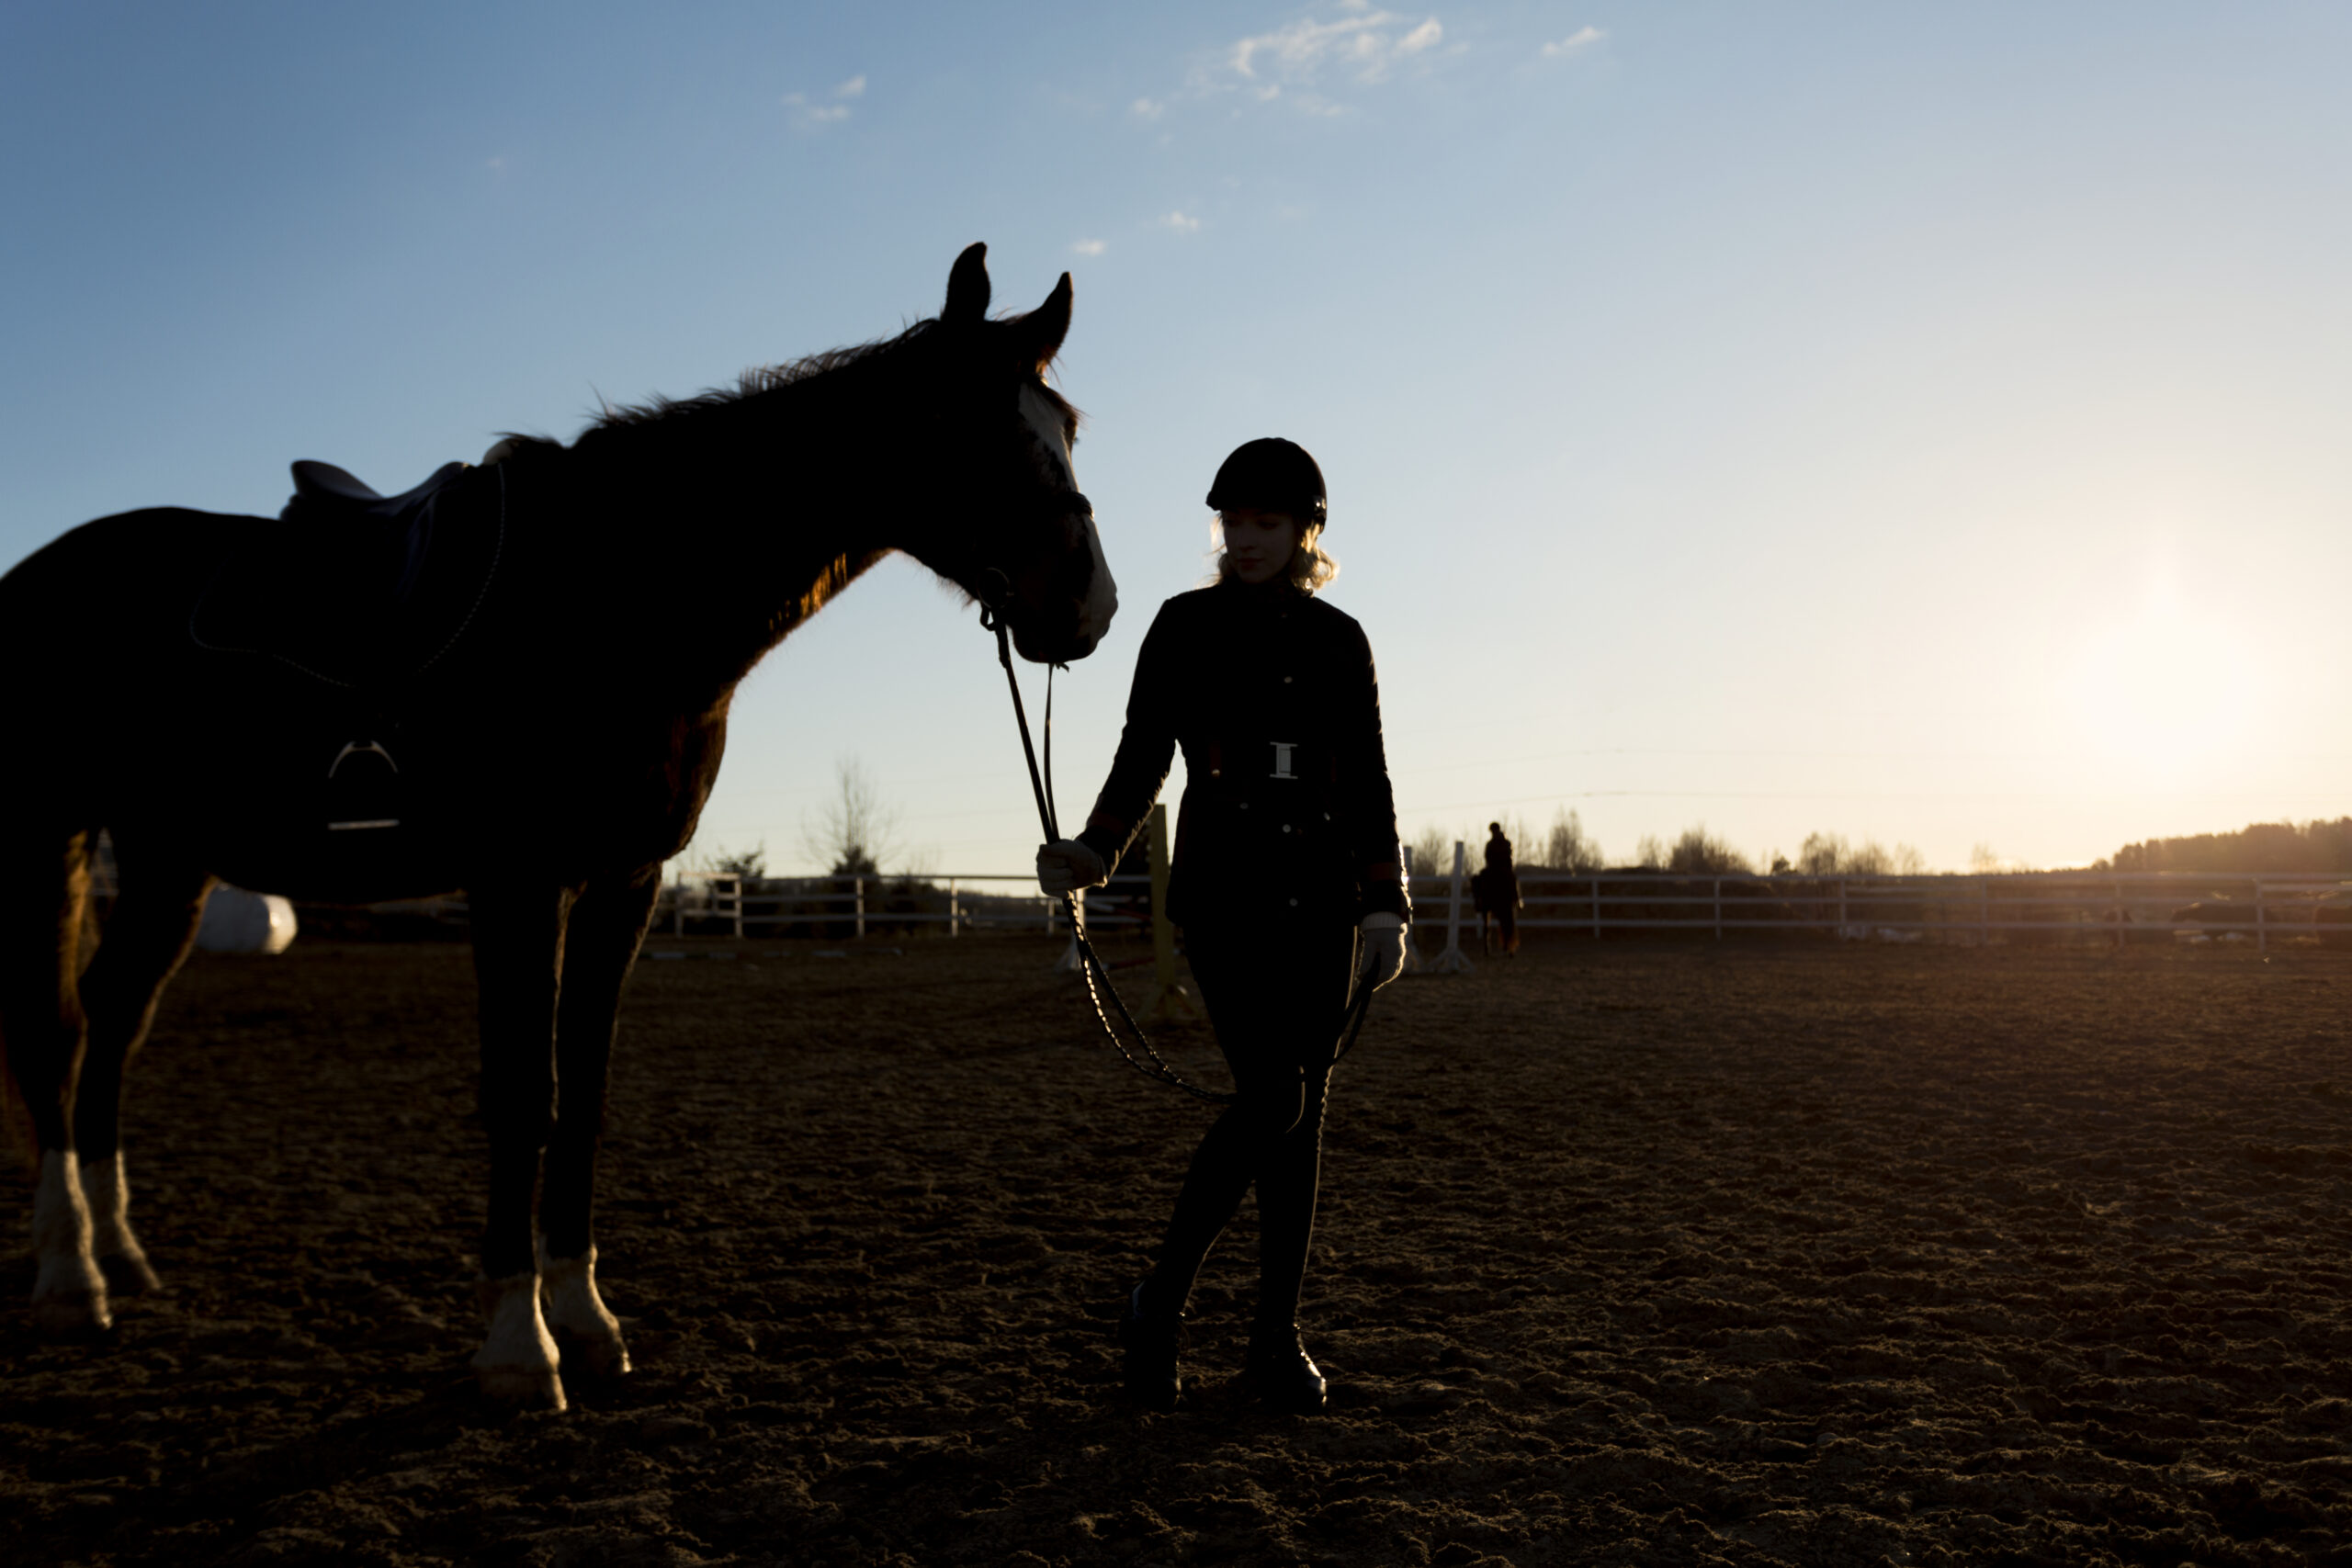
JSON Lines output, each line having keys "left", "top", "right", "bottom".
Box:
{"left": 2061, "top": 572, "right": 2261, "bottom": 781}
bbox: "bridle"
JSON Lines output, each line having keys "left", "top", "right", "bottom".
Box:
{"left": 975, "top": 556, "right": 1375, "bottom": 1104}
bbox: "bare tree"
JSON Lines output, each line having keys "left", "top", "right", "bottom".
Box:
{"left": 707, "top": 843, "right": 767, "bottom": 879}
{"left": 1666, "top": 824, "right": 1751, "bottom": 874}
{"left": 800, "top": 756, "right": 903, "bottom": 877}
{"left": 1408, "top": 824, "right": 1456, "bottom": 880}
{"left": 1797, "top": 831, "right": 1847, "bottom": 876}
{"left": 1634, "top": 833, "right": 1667, "bottom": 869}
{"left": 1537, "top": 807, "right": 1604, "bottom": 872}
{"left": 1796, "top": 831, "right": 1928, "bottom": 876}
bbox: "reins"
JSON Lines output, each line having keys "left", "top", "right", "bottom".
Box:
{"left": 980, "top": 598, "right": 1375, "bottom": 1100}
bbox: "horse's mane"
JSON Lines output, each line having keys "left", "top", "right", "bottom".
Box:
{"left": 582, "top": 319, "right": 1080, "bottom": 434}
{"left": 587, "top": 320, "right": 940, "bottom": 431}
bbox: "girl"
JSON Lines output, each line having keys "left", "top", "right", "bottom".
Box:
{"left": 1037, "top": 437, "right": 1409, "bottom": 1414}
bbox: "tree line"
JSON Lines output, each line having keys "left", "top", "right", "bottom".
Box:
{"left": 1408, "top": 810, "right": 1929, "bottom": 880}
{"left": 2098, "top": 818, "right": 2352, "bottom": 875}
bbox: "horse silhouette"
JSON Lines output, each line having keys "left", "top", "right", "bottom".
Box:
{"left": 0, "top": 243, "right": 1114, "bottom": 1408}
{"left": 1472, "top": 822, "right": 1521, "bottom": 955}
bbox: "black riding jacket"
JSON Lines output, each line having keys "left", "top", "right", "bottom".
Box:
{"left": 1077, "top": 579, "right": 1409, "bottom": 931}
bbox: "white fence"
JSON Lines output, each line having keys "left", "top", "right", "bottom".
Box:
{"left": 124, "top": 849, "right": 2349, "bottom": 956}
{"left": 659, "top": 870, "right": 1153, "bottom": 940}
{"left": 1413, "top": 865, "right": 2352, "bottom": 954}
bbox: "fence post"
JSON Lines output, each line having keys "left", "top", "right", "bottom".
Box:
{"left": 1591, "top": 874, "right": 1600, "bottom": 942}
{"left": 1055, "top": 888, "right": 1086, "bottom": 972}
{"left": 948, "top": 878, "right": 960, "bottom": 938}
{"left": 1838, "top": 878, "right": 1848, "bottom": 940}
{"left": 1713, "top": 878, "right": 1723, "bottom": 941}
{"left": 2256, "top": 881, "right": 2267, "bottom": 953}
{"left": 1428, "top": 841, "right": 1475, "bottom": 974}
{"left": 854, "top": 876, "right": 865, "bottom": 940}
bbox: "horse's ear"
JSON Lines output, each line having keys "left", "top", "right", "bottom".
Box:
{"left": 944, "top": 243, "right": 990, "bottom": 322}
{"left": 1018, "top": 272, "right": 1073, "bottom": 372}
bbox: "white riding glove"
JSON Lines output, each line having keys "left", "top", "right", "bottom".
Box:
{"left": 1359, "top": 912, "right": 1408, "bottom": 989}
{"left": 1036, "top": 838, "right": 1109, "bottom": 896}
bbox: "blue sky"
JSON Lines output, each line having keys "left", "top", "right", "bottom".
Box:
{"left": 7, "top": 3, "right": 2350, "bottom": 876}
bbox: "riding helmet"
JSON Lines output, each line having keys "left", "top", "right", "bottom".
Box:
{"left": 1206, "top": 437, "right": 1328, "bottom": 525}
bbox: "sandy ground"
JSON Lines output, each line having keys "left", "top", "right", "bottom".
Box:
{"left": 6, "top": 933, "right": 2352, "bottom": 1566}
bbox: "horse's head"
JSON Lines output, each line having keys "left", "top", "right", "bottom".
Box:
{"left": 902, "top": 243, "right": 1117, "bottom": 665}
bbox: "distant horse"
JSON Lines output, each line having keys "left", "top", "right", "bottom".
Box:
{"left": 1472, "top": 821, "right": 1521, "bottom": 955}
{"left": 0, "top": 244, "right": 1114, "bottom": 1408}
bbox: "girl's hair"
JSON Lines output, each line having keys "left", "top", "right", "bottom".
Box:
{"left": 1208, "top": 514, "right": 1341, "bottom": 593}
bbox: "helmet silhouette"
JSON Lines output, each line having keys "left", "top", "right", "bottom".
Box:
{"left": 1206, "top": 438, "right": 1328, "bottom": 525}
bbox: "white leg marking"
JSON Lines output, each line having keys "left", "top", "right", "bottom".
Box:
{"left": 473, "top": 1269, "right": 565, "bottom": 1410}
{"left": 82, "top": 1148, "right": 160, "bottom": 1293}
{"left": 32, "top": 1150, "right": 110, "bottom": 1334}
{"left": 538, "top": 1241, "right": 630, "bottom": 1378}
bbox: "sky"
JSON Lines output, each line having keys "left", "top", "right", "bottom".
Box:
{"left": 6, "top": 2, "right": 2350, "bottom": 879}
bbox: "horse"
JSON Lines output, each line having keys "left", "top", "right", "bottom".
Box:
{"left": 0, "top": 243, "right": 1114, "bottom": 1409}
{"left": 1472, "top": 822, "right": 1521, "bottom": 956}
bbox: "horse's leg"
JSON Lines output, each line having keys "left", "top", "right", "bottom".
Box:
{"left": 0, "top": 829, "right": 107, "bottom": 1334}
{"left": 73, "top": 852, "right": 213, "bottom": 1295}
{"left": 467, "top": 882, "right": 573, "bottom": 1409}
{"left": 538, "top": 866, "right": 661, "bottom": 1381}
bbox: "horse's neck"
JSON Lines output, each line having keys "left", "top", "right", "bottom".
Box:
{"left": 557, "top": 389, "right": 896, "bottom": 696}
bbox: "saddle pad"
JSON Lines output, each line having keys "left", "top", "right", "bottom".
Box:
{"left": 188, "top": 459, "right": 504, "bottom": 690}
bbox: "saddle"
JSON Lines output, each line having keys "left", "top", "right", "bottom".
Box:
{"left": 189, "top": 457, "right": 504, "bottom": 691}
{"left": 188, "top": 457, "right": 507, "bottom": 834}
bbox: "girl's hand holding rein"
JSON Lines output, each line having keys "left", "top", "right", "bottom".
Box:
{"left": 1036, "top": 839, "right": 1108, "bottom": 895}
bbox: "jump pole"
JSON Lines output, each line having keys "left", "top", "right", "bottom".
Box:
{"left": 1426, "top": 840, "right": 1475, "bottom": 975}
{"left": 1142, "top": 804, "right": 1200, "bottom": 1021}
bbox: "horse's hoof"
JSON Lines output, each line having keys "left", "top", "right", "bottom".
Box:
{"left": 554, "top": 1326, "right": 632, "bottom": 1380}
{"left": 474, "top": 1362, "right": 568, "bottom": 1411}
{"left": 98, "top": 1251, "right": 161, "bottom": 1295}
{"left": 32, "top": 1289, "right": 114, "bottom": 1339}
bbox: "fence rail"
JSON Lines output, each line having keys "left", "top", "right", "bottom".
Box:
{"left": 658, "top": 870, "right": 1150, "bottom": 939}
{"left": 143, "top": 852, "right": 2352, "bottom": 956}
{"left": 1413, "top": 867, "right": 2352, "bottom": 953}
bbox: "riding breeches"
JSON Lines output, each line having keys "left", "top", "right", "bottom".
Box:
{"left": 1144, "top": 919, "right": 1360, "bottom": 1327}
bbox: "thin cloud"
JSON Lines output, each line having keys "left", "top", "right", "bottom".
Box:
{"left": 782, "top": 74, "right": 865, "bottom": 130}
{"left": 1072, "top": 239, "right": 1107, "bottom": 256}
{"left": 1130, "top": 96, "right": 1165, "bottom": 120}
{"left": 1161, "top": 211, "right": 1201, "bottom": 233}
{"left": 1227, "top": 8, "right": 1443, "bottom": 86}
{"left": 1541, "top": 26, "right": 1604, "bottom": 57}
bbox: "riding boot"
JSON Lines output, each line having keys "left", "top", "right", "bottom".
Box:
{"left": 1116, "top": 1281, "right": 1184, "bottom": 1412}
{"left": 1245, "top": 1316, "right": 1327, "bottom": 1415}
